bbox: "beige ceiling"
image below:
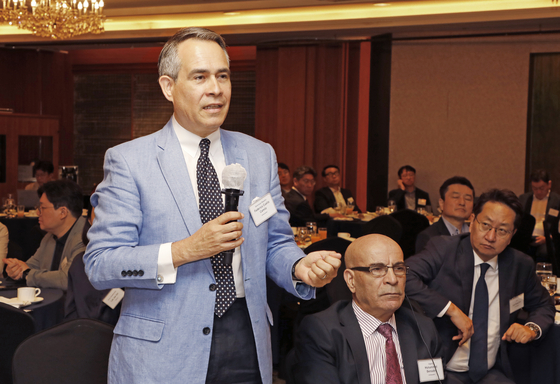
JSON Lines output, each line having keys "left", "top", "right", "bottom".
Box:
{"left": 0, "top": 0, "right": 559, "bottom": 48}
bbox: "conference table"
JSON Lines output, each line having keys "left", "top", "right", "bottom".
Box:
{"left": 0, "top": 282, "right": 65, "bottom": 332}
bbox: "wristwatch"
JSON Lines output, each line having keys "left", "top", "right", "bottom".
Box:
{"left": 291, "top": 258, "right": 303, "bottom": 282}
{"left": 22, "top": 268, "right": 30, "bottom": 280}
{"left": 525, "top": 323, "right": 541, "bottom": 339}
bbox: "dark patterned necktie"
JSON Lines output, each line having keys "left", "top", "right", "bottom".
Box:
{"left": 378, "top": 323, "right": 403, "bottom": 384}
{"left": 469, "top": 263, "right": 490, "bottom": 382}
{"left": 197, "top": 138, "right": 236, "bottom": 317}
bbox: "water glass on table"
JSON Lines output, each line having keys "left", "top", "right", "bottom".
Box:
{"left": 387, "top": 200, "right": 396, "bottom": 213}
{"left": 536, "top": 262, "right": 553, "bottom": 280}
{"left": 542, "top": 274, "right": 557, "bottom": 296}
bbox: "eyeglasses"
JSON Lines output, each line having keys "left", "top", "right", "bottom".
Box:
{"left": 324, "top": 171, "right": 339, "bottom": 177}
{"left": 349, "top": 263, "right": 408, "bottom": 277}
{"left": 35, "top": 205, "right": 55, "bottom": 215}
{"left": 474, "top": 217, "right": 513, "bottom": 238}
{"left": 300, "top": 178, "right": 316, "bottom": 185}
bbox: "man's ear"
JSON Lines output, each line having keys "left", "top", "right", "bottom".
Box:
{"left": 439, "top": 198, "right": 444, "bottom": 213}
{"left": 58, "top": 206, "right": 69, "bottom": 220}
{"left": 158, "top": 75, "right": 175, "bottom": 102}
{"left": 344, "top": 269, "right": 356, "bottom": 293}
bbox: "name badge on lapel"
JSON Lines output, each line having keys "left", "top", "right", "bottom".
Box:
{"left": 249, "top": 193, "right": 277, "bottom": 226}
{"left": 510, "top": 293, "right": 524, "bottom": 314}
{"left": 549, "top": 208, "right": 559, "bottom": 217}
{"left": 103, "top": 288, "right": 125, "bottom": 309}
{"left": 418, "top": 199, "right": 427, "bottom": 206}
{"left": 417, "top": 358, "right": 444, "bottom": 382}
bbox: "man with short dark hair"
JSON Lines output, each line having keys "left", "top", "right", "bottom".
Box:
{"left": 294, "top": 234, "right": 444, "bottom": 384}
{"left": 388, "top": 165, "right": 431, "bottom": 211}
{"left": 5, "top": 179, "right": 86, "bottom": 290}
{"left": 406, "top": 189, "right": 554, "bottom": 384}
{"left": 25, "top": 160, "right": 55, "bottom": 191}
{"left": 278, "top": 162, "right": 292, "bottom": 198}
{"left": 284, "top": 166, "right": 342, "bottom": 227}
{"left": 314, "top": 165, "right": 360, "bottom": 214}
{"left": 519, "top": 169, "right": 560, "bottom": 261}
{"left": 416, "top": 176, "right": 475, "bottom": 252}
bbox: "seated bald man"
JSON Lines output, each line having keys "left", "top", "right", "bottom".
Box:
{"left": 293, "top": 234, "right": 444, "bottom": 384}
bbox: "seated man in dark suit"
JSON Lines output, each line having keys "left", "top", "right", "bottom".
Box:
{"left": 293, "top": 234, "right": 444, "bottom": 384}
{"left": 284, "top": 166, "right": 342, "bottom": 227}
{"left": 406, "top": 189, "right": 555, "bottom": 384}
{"left": 518, "top": 169, "right": 560, "bottom": 261}
{"left": 314, "top": 165, "right": 361, "bottom": 214}
{"left": 388, "top": 165, "right": 431, "bottom": 211}
{"left": 416, "top": 176, "right": 475, "bottom": 252}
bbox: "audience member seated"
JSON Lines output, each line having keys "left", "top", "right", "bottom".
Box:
{"left": 65, "top": 208, "right": 121, "bottom": 325}
{"left": 284, "top": 166, "right": 342, "bottom": 227}
{"left": 293, "top": 234, "right": 443, "bottom": 384}
{"left": 278, "top": 162, "right": 292, "bottom": 199}
{"left": 388, "top": 165, "right": 431, "bottom": 211}
{"left": 406, "top": 189, "right": 555, "bottom": 384}
{"left": 25, "top": 160, "right": 55, "bottom": 191}
{"left": 518, "top": 169, "right": 560, "bottom": 262}
{"left": 0, "top": 222, "right": 7, "bottom": 273}
{"left": 314, "top": 165, "right": 361, "bottom": 214}
{"left": 416, "top": 176, "right": 475, "bottom": 252}
{"left": 4, "top": 179, "right": 86, "bottom": 290}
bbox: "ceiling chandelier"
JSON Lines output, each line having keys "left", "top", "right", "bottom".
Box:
{"left": 0, "top": 0, "right": 105, "bottom": 39}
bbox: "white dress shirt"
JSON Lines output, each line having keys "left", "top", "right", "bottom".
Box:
{"left": 155, "top": 115, "right": 245, "bottom": 298}
{"left": 442, "top": 216, "right": 470, "bottom": 236}
{"left": 530, "top": 193, "right": 548, "bottom": 237}
{"left": 352, "top": 301, "right": 408, "bottom": 384}
{"left": 446, "top": 252, "right": 500, "bottom": 372}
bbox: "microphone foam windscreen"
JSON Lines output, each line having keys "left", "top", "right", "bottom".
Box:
{"left": 222, "top": 163, "right": 247, "bottom": 190}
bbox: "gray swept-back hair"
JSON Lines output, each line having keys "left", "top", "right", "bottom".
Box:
{"left": 158, "top": 27, "right": 230, "bottom": 81}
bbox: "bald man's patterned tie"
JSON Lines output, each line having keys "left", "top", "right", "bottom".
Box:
{"left": 197, "top": 138, "right": 236, "bottom": 317}
{"left": 378, "top": 323, "right": 403, "bottom": 384}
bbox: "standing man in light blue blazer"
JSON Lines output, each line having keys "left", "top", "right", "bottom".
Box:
{"left": 84, "top": 27, "right": 341, "bottom": 384}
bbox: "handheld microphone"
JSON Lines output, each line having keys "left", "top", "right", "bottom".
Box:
{"left": 221, "top": 163, "right": 247, "bottom": 265}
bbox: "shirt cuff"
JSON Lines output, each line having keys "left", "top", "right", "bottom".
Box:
{"left": 438, "top": 301, "right": 452, "bottom": 318}
{"left": 157, "top": 243, "right": 177, "bottom": 285}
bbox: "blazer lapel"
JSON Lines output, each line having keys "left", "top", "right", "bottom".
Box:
{"left": 339, "top": 303, "right": 372, "bottom": 384}
{"left": 457, "top": 237, "right": 475, "bottom": 311}
{"left": 155, "top": 120, "right": 203, "bottom": 238}
{"left": 396, "top": 310, "right": 419, "bottom": 384}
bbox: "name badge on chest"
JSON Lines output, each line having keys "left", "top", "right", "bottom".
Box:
{"left": 249, "top": 193, "right": 277, "bottom": 226}
{"left": 417, "top": 358, "right": 444, "bottom": 382}
{"left": 510, "top": 293, "right": 524, "bottom": 314}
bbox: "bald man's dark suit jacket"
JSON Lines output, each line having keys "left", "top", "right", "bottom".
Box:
{"left": 405, "top": 234, "right": 555, "bottom": 379}
{"left": 293, "top": 300, "right": 443, "bottom": 384}
{"left": 415, "top": 218, "right": 451, "bottom": 253}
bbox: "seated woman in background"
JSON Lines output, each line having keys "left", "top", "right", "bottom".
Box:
{"left": 0, "top": 222, "right": 8, "bottom": 273}
{"left": 25, "top": 160, "right": 55, "bottom": 191}
{"left": 64, "top": 207, "right": 121, "bottom": 325}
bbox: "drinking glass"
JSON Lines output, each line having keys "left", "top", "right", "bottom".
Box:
{"left": 318, "top": 227, "right": 327, "bottom": 240}
{"left": 542, "top": 275, "right": 557, "bottom": 296}
{"left": 376, "top": 206, "right": 385, "bottom": 216}
{"left": 387, "top": 200, "right": 396, "bottom": 213}
{"left": 536, "top": 262, "right": 553, "bottom": 280}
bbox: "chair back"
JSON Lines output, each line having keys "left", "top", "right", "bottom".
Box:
{"left": 361, "top": 214, "right": 402, "bottom": 243}
{"left": 0, "top": 302, "right": 35, "bottom": 384}
{"left": 12, "top": 318, "right": 114, "bottom": 384}
{"left": 304, "top": 237, "right": 353, "bottom": 305}
{"left": 509, "top": 212, "right": 536, "bottom": 256}
{"left": 390, "top": 210, "right": 430, "bottom": 259}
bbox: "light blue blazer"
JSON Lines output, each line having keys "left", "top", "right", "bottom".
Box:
{"left": 84, "top": 120, "right": 312, "bottom": 384}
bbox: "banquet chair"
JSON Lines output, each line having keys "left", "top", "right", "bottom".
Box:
{"left": 390, "top": 210, "right": 430, "bottom": 259}
{"left": 297, "top": 237, "right": 352, "bottom": 325}
{"left": 12, "top": 318, "right": 114, "bottom": 384}
{"left": 361, "top": 214, "right": 402, "bottom": 243}
{"left": 509, "top": 212, "right": 536, "bottom": 257}
{"left": 0, "top": 302, "right": 35, "bottom": 384}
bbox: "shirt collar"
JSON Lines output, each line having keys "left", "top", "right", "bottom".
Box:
{"left": 172, "top": 115, "right": 222, "bottom": 158}
{"left": 441, "top": 216, "right": 469, "bottom": 235}
{"left": 54, "top": 218, "right": 78, "bottom": 245}
{"left": 534, "top": 191, "right": 550, "bottom": 203}
{"left": 473, "top": 249, "right": 498, "bottom": 271}
{"left": 352, "top": 300, "right": 397, "bottom": 338}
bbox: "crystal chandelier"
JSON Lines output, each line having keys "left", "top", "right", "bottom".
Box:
{"left": 0, "top": 0, "right": 105, "bottom": 39}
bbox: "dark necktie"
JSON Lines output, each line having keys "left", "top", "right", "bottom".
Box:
{"left": 378, "top": 323, "right": 404, "bottom": 384}
{"left": 197, "top": 138, "right": 236, "bottom": 317}
{"left": 469, "top": 262, "right": 490, "bottom": 382}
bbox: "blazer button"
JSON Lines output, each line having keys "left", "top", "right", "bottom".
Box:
{"left": 121, "top": 271, "right": 127, "bottom": 277}
{"left": 203, "top": 327, "right": 211, "bottom": 335}
{"left": 209, "top": 284, "right": 217, "bottom": 291}
{"left": 133, "top": 270, "right": 138, "bottom": 276}
{"left": 138, "top": 270, "right": 144, "bottom": 276}
{"left": 127, "top": 270, "right": 133, "bottom": 276}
